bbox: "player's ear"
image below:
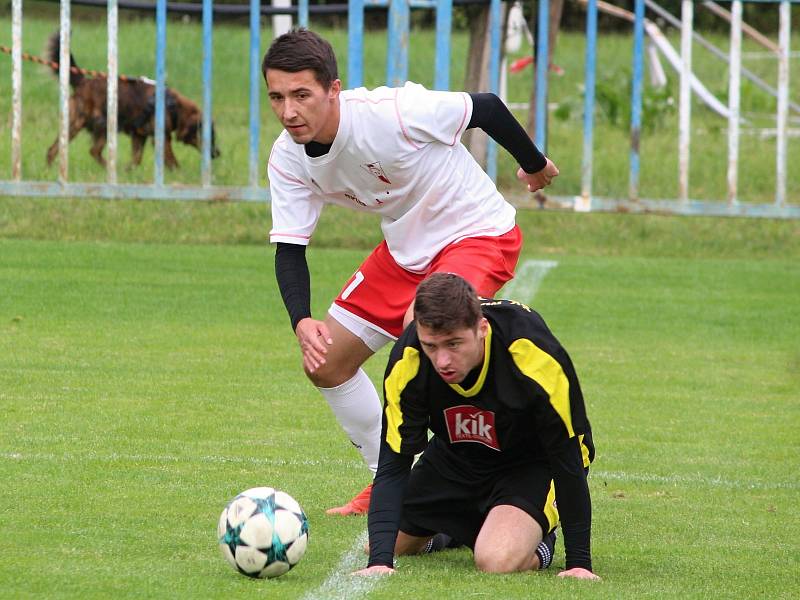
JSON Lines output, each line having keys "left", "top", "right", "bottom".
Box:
{"left": 328, "top": 79, "right": 341, "bottom": 98}
{"left": 477, "top": 317, "right": 489, "bottom": 338}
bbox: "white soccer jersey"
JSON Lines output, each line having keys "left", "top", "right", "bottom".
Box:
{"left": 268, "top": 82, "right": 517, "bottom": 273}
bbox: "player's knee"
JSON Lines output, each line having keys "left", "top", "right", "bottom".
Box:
{"left": 474, "top": 547, "right": 526, "bottom": 574}
{"left": 303, "top": 360, "right": 358, "bottom": 388}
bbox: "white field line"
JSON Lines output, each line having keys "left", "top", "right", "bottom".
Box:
{"left": 300, "top": 530, "right": 377, "bottom": 600}
{"left": 501, "top": 259, "right": 558, "bottom": 303}
{"left": 593, "top": 470, "right": 799, "bottom": 491}
{"left": 2, "top": 452, "right": 795, "bottom": 491}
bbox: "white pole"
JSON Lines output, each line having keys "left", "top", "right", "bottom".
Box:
{"left": 726, "top": 0, "right": 742, "bottom": 206}
{"left": 107, "top": 0, "right": 119, "bottom": 184}
{"left": 11, "top": 0, "right": 22, "bottom": 181}
{"left": 775, "top": 1, "right": 790, "bottom": 207}
{"left": 272, "top": 0, "right": 292, "bottom": 37}
{"left": 678, "top": 0, "right": 693, "bottom": 203}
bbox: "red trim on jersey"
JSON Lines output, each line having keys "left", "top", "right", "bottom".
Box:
{"left": 268, "top": 160, "right": 307, "bottom": 187}
{"left": 270, "top": 232, "right": 311, "bottom": 240}
{"left": 448, "top": 93, "right": 470, "bottom": 147}
{"left": 345, "top": 96, "right": 395, "bottom": 105}
{"left": 333, "top": 226, "right": 522, "bottom": 338}
{"left": 394, "top": 88, "right": 423, "bottom": 151}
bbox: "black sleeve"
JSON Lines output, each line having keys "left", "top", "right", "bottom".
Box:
{"left": 549, "top": 437, "right": 593, "bottom": 571}
{"left": 467, "top": 92, "right": 547, "bottom": 174}
{"left": 367, "top": 440, "right": 414, "bottom": 568}
{"left": 514, "top": 320, "right": 594, "bottom": 571}
{"left": 274, "top": 242, "right": 312, "bottom": 331}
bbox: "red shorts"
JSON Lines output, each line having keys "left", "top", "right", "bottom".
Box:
{"left": 333, "top": 225, "right": 522, "bottom": 339}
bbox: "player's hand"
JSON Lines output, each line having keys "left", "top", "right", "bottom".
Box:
{"left": 517, "top": 157, "right": 559, "bottom": 193}
{"left": 558, "top": 567, "right": 601, "bottom": 581}
{"left": 294, "top": 317, "right": 333, "bottom": 373}
{"left": 352, "top": 565, "right": 395, "bottom": 576}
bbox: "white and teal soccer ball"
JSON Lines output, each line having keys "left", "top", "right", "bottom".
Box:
{"left": 217, "top": 487, "right": 309, "bottom": 579}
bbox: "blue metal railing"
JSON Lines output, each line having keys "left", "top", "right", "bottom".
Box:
{"left": 2, "top": 0, "right": 798, "bottom": 217}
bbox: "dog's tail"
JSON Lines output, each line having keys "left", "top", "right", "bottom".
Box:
{"left": 47, "top": 32, "right": 84, "bottom": 88}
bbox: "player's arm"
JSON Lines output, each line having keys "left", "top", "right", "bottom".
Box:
{"left": 274, "top": 242, "right": 332, "bottom": 371}
{"left": 510, "top": 328, "right": 596, "bottom": 576}
{"left": 364, "top": 439, "right": 414, "bottom": 569}
{"left": 359, "top": 330, "right": 429, "bottom": 572}
{"left": 275, "top": 242, "right": 311, "bottom": 331}
{"left": 547, "top": 437, "right": 594, "bottom": 574}
{"left": 467, "top": 92, "right": 559, "bottom": 192}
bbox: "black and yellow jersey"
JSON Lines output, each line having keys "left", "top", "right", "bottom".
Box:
{"left": 369, "top": 299, "right": 595, "bottom": 571}
{"left": 383, "top": 298, "right": 594, "bottom": 471}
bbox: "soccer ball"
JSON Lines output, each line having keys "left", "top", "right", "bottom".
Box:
{"left": 217, "top": 487, "right": 309, "bottom": 578}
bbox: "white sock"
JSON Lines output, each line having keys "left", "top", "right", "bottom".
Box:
{"left": 318, "top": 368, "right": 381, "bottom": 474}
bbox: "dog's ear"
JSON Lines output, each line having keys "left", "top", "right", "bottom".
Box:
{"left": 174, "top": 98, "right": 200, "bottom": 139}
{"left": 177, "top": 114, "right": 200, "bottom": 142}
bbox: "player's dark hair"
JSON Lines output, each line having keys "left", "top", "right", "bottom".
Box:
{"left": 262, "top": 28, "right": 338, "bottom": 90}
{"left": 415, "top": 273, "right": 481, "bottom": 333}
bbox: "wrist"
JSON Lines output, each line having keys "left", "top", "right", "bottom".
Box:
{"left": 291, "top": 313, "right": 312, "bottom": 331}
{"left": 521, "top": 153, "right": 547, "bottom": 174}
{"left": 367, "top": 560, "right": 394, "bottom": 569}
{"left": 565, "top": 560, "right": 592, "bottom": 572}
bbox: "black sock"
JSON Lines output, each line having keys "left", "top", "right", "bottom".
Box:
{"left": 423, "top": 533, "right": 453, "bottom": 554}
{"left": 535, "top": 530, "right": 556, "bottom": 570}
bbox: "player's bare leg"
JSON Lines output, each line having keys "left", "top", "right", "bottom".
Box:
{"left": 302, "top": 316, "right": 374, "bottom": 387}
{"left": 473, "top": 505, "right": 543, "bottom": 573}
{"left": 363, "top": 531, "right": 432, "bottom": 556}
{"left": 302, "top": 316, "right": 381, "bottom": 515}
{"left": 396, "top": 531, "right": 434, "bottom": 555}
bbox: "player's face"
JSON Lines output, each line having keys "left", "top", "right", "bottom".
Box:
{"left": 417, "top": 318, "right": 489, "bottom": 385}
{"left": 266, "top": 69, "right": 341, "bottom": 145}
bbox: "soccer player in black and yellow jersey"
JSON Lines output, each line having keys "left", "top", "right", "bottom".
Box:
{"left": 353, "top": 273, "right": 599, "bottom": 580}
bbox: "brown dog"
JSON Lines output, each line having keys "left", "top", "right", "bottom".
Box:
{"left": 46, "top": 33, "right": 220, "bottom": 170}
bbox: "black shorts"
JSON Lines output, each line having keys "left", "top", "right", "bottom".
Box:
{"left": 399, "top": 442, "right": 559, "bottom": 548}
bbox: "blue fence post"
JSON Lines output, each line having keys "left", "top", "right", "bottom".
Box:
{"left": 202, "top": 0, "right": 213, "bottom": 187}
{"left": 348, "top": 0, "right": 365, "bottom": 88}
{"left": 298, "top": 0, "right": 309, "bottom": 28}
{"left": 434, "top": 0, "right": 452, "bottom": 91}
{"left": 387, "top": 0, "right": 410, "bottom": 86}
{"left": 534, "top": 0, "right": 550, "bottom": 151}
{"left": 154, "top": 0, "right": 167, "bottom": 186}
{"left": 486, "top": 0, "right": 502, "bottom": 181}
{"left": 629, "top": 0, "right": 645, "bottom": 201}
{"left": 580, "top": 0, "right": 597, "bottom": 209}
{"left": 249, "top": 0, "right": 261, "bottom": 188}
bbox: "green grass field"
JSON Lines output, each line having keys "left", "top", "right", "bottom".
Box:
{"left": 1, "top": 200, "right": 798, "bottom": 598}
{"left": 1, "top": 3, "right": 799, "bottom": 597}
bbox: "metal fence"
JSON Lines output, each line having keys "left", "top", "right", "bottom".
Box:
{"left": 574, "top": 0, "right": 798, "bottom": 217}
{"left": 2, "top": 0, "right": 798, "bottom": 217}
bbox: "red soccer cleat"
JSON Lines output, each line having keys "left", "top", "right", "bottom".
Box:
{"left": 325, "top": 483, "right": 372, "bottom": 516}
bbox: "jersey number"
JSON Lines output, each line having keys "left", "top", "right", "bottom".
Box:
{"left": 341, "top": 270, "right": 365, "bottom": 300}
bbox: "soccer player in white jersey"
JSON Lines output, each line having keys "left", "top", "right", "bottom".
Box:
{"left": 262, "top": 28, "right": 560, "bottom": 515}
